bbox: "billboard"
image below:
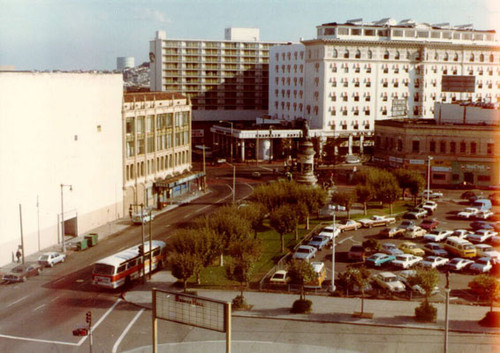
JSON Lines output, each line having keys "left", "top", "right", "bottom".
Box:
{"left": 391, "top": 98, "right": 408, "bottom": 117}
{"left": 441, "top": 75, "right": 475, "bottom": 93}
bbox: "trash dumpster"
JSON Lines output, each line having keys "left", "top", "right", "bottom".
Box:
{"left": 76, "top": 238, "right": 88, "bottom": 251}
{"left": 85, "top": 233, "right": 98, "bottom": 247}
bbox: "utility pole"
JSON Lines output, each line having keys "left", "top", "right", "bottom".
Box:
{"left": 19, "top": 204, "right": 25, "bottom": 264}
{"left": 202, "top": 144, "right": 207, "bottom": 193}
{"left": 444, "top": 271, "right": 450, "bottom": 353}
{"left": 60, "top": 184, "right": 72, "bottom": 253}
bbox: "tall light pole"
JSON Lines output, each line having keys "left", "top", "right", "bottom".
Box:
{"left": 427, "top": 156, "right": 433, "bottom": 202}
{"left": 329, "top": 205, "right": 337, "bottom": 293}
{"left": 60, "top": 184, "right": 72, "bottom": 253}
{"left": 219, "top": 120, "right": 234, "bottom": 163}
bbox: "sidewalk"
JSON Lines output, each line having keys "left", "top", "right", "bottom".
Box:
{"left": 123, "top": 270, "right": 500, "bottom": 335}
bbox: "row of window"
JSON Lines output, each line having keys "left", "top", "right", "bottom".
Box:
{"left": 378, "top": 137, "right": 494, "bottom": 155}
{"left": 125, "top": 112, "right": 190, "bottom": 135}
{"left": 126, "top": 130, "right": 190, "bottom": 158}
{"left": 125, "top": 151, "right": 190, "bottom": 181}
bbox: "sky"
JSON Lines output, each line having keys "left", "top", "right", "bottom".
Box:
{"left": 0, "top": 0, "right": 499, "bottom": 71}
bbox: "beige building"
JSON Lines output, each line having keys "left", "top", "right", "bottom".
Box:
{"left": 123, "top": 92, "right": 200, "bottom": 214}
{"left": 374, "top": 103, "right": 500, "bottom": 188}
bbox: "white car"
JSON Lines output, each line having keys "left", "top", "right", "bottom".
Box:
{"left": 423, "top": 229, "right": 453, "bottom": 242}
{"left": 457, "top": 207, "right": 480, "bottom": 219}
{"left": 420, "top": 256, "right": 449, "bottom": 269}
{"left": 292, "top": 245, "right": 317, "bottom": 262}
{"left": 392, "top": 254, "right": 423, "bottom": 269}
{"left": 131, "top": 211, "right": 155, "bottom": 224}
{"left": 451, "top": 229, "right": 474, "bottom": 239}
{"left": 445, "top": 258, "right": 474, "bottom": 272}
{"left": 467, "top": 229, "right": 498, "bottom": 243}
{"left": 318, "top": 225, "right": 341, "bottom": 240}
{"left": 404, "top": 226, "right": 427, "bottom": 239}
{"left": 336, "top": 220, "right": 361, "bottom": 231}
{"left": 476, "top": 210, "right": 494, "bottom": 220}
{"left": 470, "top": 257, "right": 493, "bottom": 273}
{"left": 269, "top": 270, "right": 289, "bottom": 284}
{"left": 421, "top": 190, "right": 443, "bottom": 199}
{"left": 358, "top": 215, "right": 396, "bottom": 228}
{"left": 475, "top": 244, "right": 500, "bottom": 261}
{"left": 38, "top": 252, "right": 66, "bottom": 267}
{"left": 371, "top": 272, "right": 406, "bottom": 292}
{"left": 420, "top": 201, "right": 438, "bottom": 213}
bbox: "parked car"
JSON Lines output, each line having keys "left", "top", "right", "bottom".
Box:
{"left": 131, "top": 210, "right": 155, "bottom": 224}
{"left": 381, "top": 242, "right": 404, "bottom": 256}
{"left": 399, "top": 241, "right": 425, "bottom": 257}
{"left": 371, "top": 272, "right": 406, "bottom": 292}
{"left": 347, "top": 245, "right": 367, "bottom": 262}
{"left": 392, "top": 254, "right": 423, "bottom": 269}
{"left": 358, "top": 215, "right": 396, "bottom": 228}
{"left": 467, "top": 229, "right": 497, "bottom": 243}
{"left": 470, "top": 257, "right": 493, "bottom": 273}
{"left": 423, "top": 229, "right": 453, "bottom": 242}
{"left": 474, "top": 244, "right": 500, "bottom": 261}
{"left": 318, "top": 225, "right": 341, "bottom": 240}
{"left": 345, "top": 154, "right": 361, "bottom": 164}
{"left": 336, "top": 219, "right": 361, "bottom": 232}
{"left": 419, "top": 201, "right": 438, "bottom": 213}
{"left": 38, "top": 252, "right": 66, "bottom": 267}
{"left": 397, "top": 270, "right": 440, "bottom": 296}
{"left": 419, "top": 218, "right": 440, "bottom": 231}
{"left": 404, "top": 226, "right": 427, "bottom": 239}
{"left": 457, "top": 207, "right": 480, "bottom": 219}
{"left": 423, "top": 242, "right": 448, "bottom": 257}
{"left": 471, "top": 199, "right": 492, "bottom": 211}
{"left": 308, "top": 235, "right": 330, "bottom": 250}
{"left": 269, "top": 270, "right": 289, "bottom": 285}
{"left": 445, "top": 257, "right": 474, "bottom": 272}
{"left": 397, "top": 220, "right": 416, "bottom": 231}
{"left": 451, "top": 229, "right": 474, "bottom": 239}
{"left": 365, "top": 253, "right": 395, "bottom": 267}
{"left": 476, "top": 210, "right": 494, "bottom": 220}
{"left": 420, "top": 190, "right": 443, "bottom": 199}
{"left": 461, "top": 191, "right": 478, "bottom": 201}
{"left": 379, "top": 227, "right": 405, "bottom": 238}
{"left": 292, "top": 245, "right": 317, "bottom": 262}
{"left": 3, "top": 263, "right": 43, "bottom": 283}
{"left": 420, "top": 256, "right": 449, "bottom": 269}
{"left": 470, "top": 221, "right": 496, "bottom": 231}
{"left": 403, "top": 208, "right": 427, "bottom": 219}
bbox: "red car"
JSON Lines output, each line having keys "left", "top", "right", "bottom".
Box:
{"left": 420, "top": 218, "right": 439, "bottom": 231}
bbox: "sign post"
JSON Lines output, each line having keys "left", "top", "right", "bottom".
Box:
{"left": 152, "top": 289, "right": 231, "bottom": 353}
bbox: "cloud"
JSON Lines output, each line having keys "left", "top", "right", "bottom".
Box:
{"left": 134, "top": 8, "right": 170, "bottom": 23}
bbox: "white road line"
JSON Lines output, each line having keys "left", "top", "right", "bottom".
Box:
{"left": 50, "top": 296, "right": 60, "bottom": 303}
{"left": 337, "top": 236, "right": 354, "bottom": 244}
{"left": 111, "top": 308, "right": 145, "bottom": 353}
{"left": 6, "top": 295, "right": 28, "bottom": 307}
{"left": 195, "top": 205, "right": 211, "bottom": 213}
{"left": 244, "top": 183, "right": 254, "bottom": 190}
{"left": 52, "top": 277, "right": 66, "bottom": 284}
{"left": 0, "top": 333, "right": 78, "bottom": 346}
{"left": 33, "top": 304, "right": 46, "bottom": 312}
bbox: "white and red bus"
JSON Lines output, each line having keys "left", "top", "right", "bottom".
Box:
{"left": 92, "top": 240, "right": 167, "bottom": 289}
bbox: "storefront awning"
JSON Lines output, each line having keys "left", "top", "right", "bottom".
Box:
{"left": 154, "top": 172, "right": 205, "bottom": 189}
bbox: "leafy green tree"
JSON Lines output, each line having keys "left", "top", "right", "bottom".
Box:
{"left": 297, "top": 185, "right": 328, "bottom": 229}
{"left": 338, "top": 266, "right": 371, "bottom": 314}
{"left": 169, "top": 252, "right": 201, "bottom": 292}
{"left": 331, "top": 191, "right": 356, "bottom": 218}
{"left": 269, "top": 204, "right": 296, "bottom": 253}
{"left": 469, "top": 274, "right": 500, "bottom": 312}
{"left": 226, "top": 237, "right": 262, "bottom": 298}
{"left": 392, "top": 169, "right": 426, "bottom": 204}
{"left": 237, "top": 202, "right": 267, "bottom": 239}
{"left": 355, "top": 184, "right": 374, "bottom": 215}
{"left": 287, "top": 259, "right": 316, "bottom": 300}
{"left": 379, "top": 182, "right": 401, "bottom": 215}
{"left": 409, "top": 267, "right": 440, "bottom": 321}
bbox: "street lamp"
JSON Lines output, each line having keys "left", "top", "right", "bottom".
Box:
{"left": 60, "top": 184, "right": 72, "bottom": 253}
{"left": 427, "top": 156, "right": 433, "bottom": 202}
{"left": 219, "top": 120, "right": 234, "bottom": 163}
{"left": 329, "top": 205, "right": 338, "bottom": 293}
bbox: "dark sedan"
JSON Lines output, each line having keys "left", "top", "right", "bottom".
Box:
{"left": 3, "top": 263, "right": 43, "bottom": 283}
{"left": 469, "top": 221, "right": 500, "bottom": 231}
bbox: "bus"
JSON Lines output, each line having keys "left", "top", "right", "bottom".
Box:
{"left": 92, "top": 240, "right": 167, "bottom": 289}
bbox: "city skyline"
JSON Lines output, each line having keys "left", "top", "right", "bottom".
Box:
{"left": 1, "top": 0, "right": 499, "bottom": 71}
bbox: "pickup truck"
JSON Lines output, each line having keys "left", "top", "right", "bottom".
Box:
{"left": 358, "top": 215, "right": 396, "bottom": 228}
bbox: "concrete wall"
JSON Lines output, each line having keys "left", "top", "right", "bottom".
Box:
{"left": 0, "top": 72, "right": 124, "bottom": 265}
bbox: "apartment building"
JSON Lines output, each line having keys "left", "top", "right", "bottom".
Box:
{"left": 374, "top": 102, "right": 500, "bottom": 188}
{"left": 0, "top": 72, "right": 123, "bottom": 266}
{"left": 149, "top": 28, "right": 286, "bottom": 124}
{"left": 269, "top": 18, "right": 500, "bottom": 155}
{"left": 123, "top": 92, "right": 200, "bottom": 214}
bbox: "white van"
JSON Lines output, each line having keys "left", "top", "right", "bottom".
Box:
{"left": 304, "top": 262, "right": 327, "bottom": 289}
{"left": 472, "top": 199, "right": 492, "bottom": 211}
{"left": 444, "top": 236, "right": 477, "bottom": 258}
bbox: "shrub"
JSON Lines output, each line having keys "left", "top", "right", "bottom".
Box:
{"left": 479, "top": 311, "right": 500, "bottom": 327}
{"left": 231, "top": 295, "right": 252, "bottom": 311}
{"left": 291, "top": 299, "right": 312, "bottom": 314}
{"left": 414, "top": 301, "right": 437, "bottom": 322}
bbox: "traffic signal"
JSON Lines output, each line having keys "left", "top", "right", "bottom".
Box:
{"left": 86, "top": 311, "right": 92, "bottom": 324}
{"left": 72, "top": 328, "right": 88, "bottom": 336}
{"left": 138, "top": 245, "right": 144, "bottom": 256}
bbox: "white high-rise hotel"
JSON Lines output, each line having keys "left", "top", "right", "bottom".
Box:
{"left": 270, "top": 18, "right": 500, "bottom": 154}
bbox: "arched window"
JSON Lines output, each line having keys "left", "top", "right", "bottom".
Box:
{"left": 344, "top": 49, "right": 349, "bottom": 59}
{"left": 384, "top": 50, "right": 390, "bottom": 60}
{"left": 332, "top": 49, "right": 338, "bottom": 58}
{"left": 367, "top": 50, "right": 372, "bottom": 59}
{"left": 355, "top": 49, "right": 361, "bottom": 59}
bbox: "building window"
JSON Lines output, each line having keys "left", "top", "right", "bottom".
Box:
{"left": 471, "top": 142, "right": 477, "bottom": 154}
{"left": 344, "top": 49, "right": 349, "bottom": 58}
{"left": 397, "top": 139, "right": 403, "bottom": 151}
{"left": 487, "top": 143, "right": 493, "bottom": 154}
{"left": 430, "top": 141, "right": 436, "bottom": 153}
{"left": 433, "top": 174, "right": 446, "bottom": 180}
{"left": 478, "top": 175, "right": 491, "bottom": 182}
{"left": 450, "top": 141, "right": 456, "bottom": 153}
{"left": 412, "top": 140, "right": 420, "bottom": 153}
{"left": 440, "top": 141, "right": 446, "bottom": 153}
{"left": 355, "top": 50, "right": 361, "bottom": 59}
{"left": 460, "top": 142, "right": 466, "bottom": 153}
{"left": 384, "top": 50, "right": 390, "bottom": 60}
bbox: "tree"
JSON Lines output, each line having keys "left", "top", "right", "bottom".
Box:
{"left": 409, "top": 267, "right": 440, "bottom": 322}
{"left": 331, "top": 191, "right": 356, "bottom": 218}
{"left": 169, "top": 252, "right": 201, "bottom": 292}
{"left": 237, "top": 202, "right": 267, "bottom": 239}
{"left": 469, "top": 274, "right": 500, "bottom": 312}
{"left": 226, "top": 237, "right": 262, "bottom": 299}
{"left": 355, "top": 184, "right": 374, "bottom": 215}
{"left": 297, "top": 185, "right": 328, "bottom": 229}
{"left": 379, "top": 182, "right": 401, "bottom": 215}
{"left": 338, "top": 266, "right": 371, "bottom": 314}
{"left": 287, "top": 259, "right": 316, "bottom": 301}
{"left": 269, "top": 204, "right": 296, "bottom": 253}
{"left": 392, "top": 169, "right": 425, "bottom": 204}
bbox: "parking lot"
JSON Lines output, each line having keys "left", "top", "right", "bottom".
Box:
{"left": 290, "top": 189, "right": 499, "bottom": 303}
